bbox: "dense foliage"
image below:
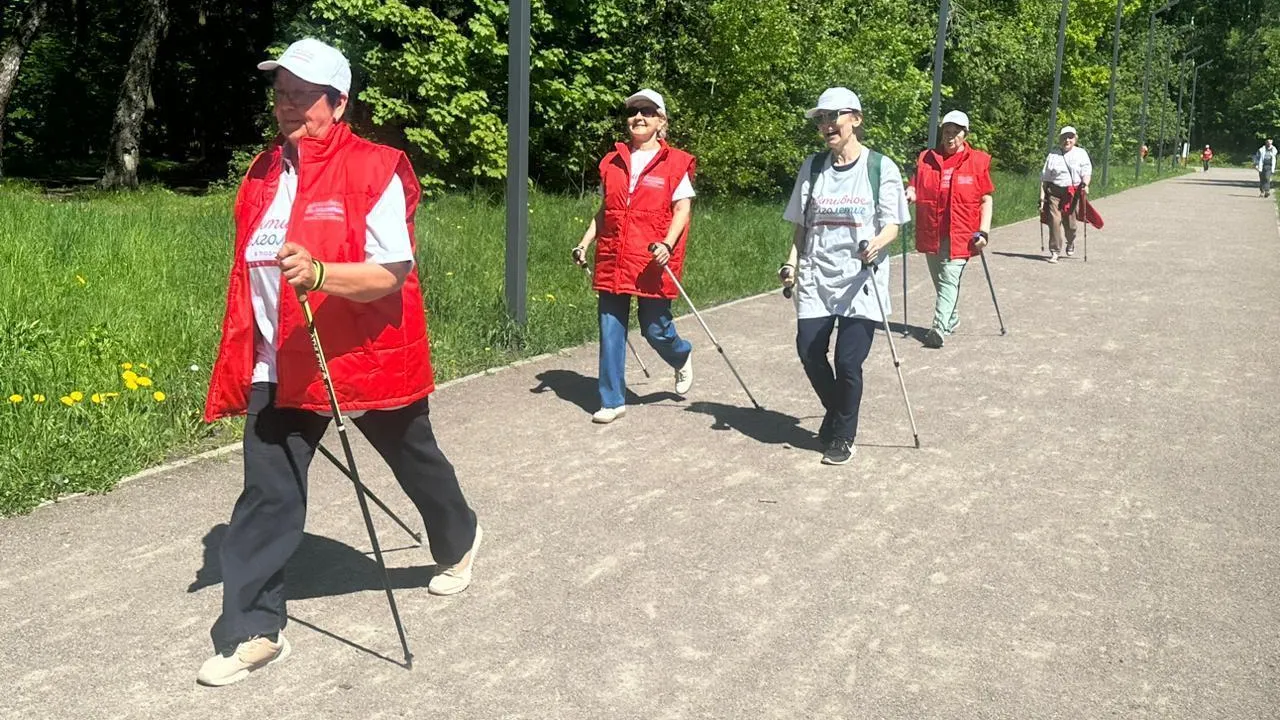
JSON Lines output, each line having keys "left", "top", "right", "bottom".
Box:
{"left": 1, "top": 0, "right": 1276, "bottom": 193}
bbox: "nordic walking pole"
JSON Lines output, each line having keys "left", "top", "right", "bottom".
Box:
{"left": 902, "top": 230, "right": 909, "bottom": 337}
{"left": 859, "top": 240, "right": 921, "bottom": 449}
{"left": 315, "top": 444, "right": 421, "bottom": 544}
{"left": 1082, "top": 191, "right": 1089, "bottom": 263}
{"left": 977, "top": 250, "right": 1007, "bottom": 336}
{"left": 1038, "top": 200, "right": 1046, "bottom": 253}
{"left": 299, "top": 293, "right": 414, "bottom": 670}
{"left": 650, "top": 245, "right": 763, "bottom": 410}
{"left": 572, "top": 248, "right": 650, "bottom": 378}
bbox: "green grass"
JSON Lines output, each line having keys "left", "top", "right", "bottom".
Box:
{"left": 0, "top": 164, "right": 1180, "bottom": 515}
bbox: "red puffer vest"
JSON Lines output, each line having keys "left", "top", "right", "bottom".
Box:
{"left": 594, "top": 141, "right": 697, "bottom": 299}
{"left": 204, "top": 123, "right": 432, "bottom": 421}
{"left": 912, "top": 144, "right": 993, "bottom": 260}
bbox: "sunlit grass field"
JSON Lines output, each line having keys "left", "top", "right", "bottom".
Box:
{"left": 0, "top": 162, "right": 1180, "bottom": 515}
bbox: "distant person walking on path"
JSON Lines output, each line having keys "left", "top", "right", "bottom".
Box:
{"left": 779, "top": 87, "right": 910, "bottom": 465}
{"left": 904, "top": 110, "right": 995, "bottom": 349}
{"left": 572, "top": 89, "right": 697, "bottom": 424}
{"left": 1254, "top": 138, "right": 1276, "bottom": 197}
{"left": 1039, "top": 126, "right": 1092, "bottom": 263}
{"left": 1201, "top": 145, "right": 1213, "bottom": 172}
{"left": 199, "top": 39, "right": 481, "bottom": 687}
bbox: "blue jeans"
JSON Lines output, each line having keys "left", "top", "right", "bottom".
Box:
{"left": 598, "top": 291, "right": 692, "bottom": 409}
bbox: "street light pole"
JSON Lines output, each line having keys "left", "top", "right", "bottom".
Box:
{"left": 1136, "top": 0, "right": 1179, "bottom": 181}
{"left": 1173, "top": 45, "right": 1199, "bottom": 167}
{"left": 1046, "top": 0, "right": 1070, "bottom": 152}
{"left": 504, "top": 0, "right": 531, "bottom": 326}
{"left": 1101, "top": 0, "right": 1125, "bottom": 189}
{"left": 1187, "top": 60, "right": 1213, "bottom": 150}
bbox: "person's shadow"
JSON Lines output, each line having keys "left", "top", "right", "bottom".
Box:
{"left": 190, "top": 524, "right": 430, "bottom": 667}
{"left": 683, "top": 401, "right": 823, "bottom": 450}
{"left": 531, "top": 369, "right": 682, "bottom": 413}
{"left": 992, "top": 250, "right": 1054, "bottom": 263}
{"left": 886, "top": 321, "right": 931, "bottom": 343}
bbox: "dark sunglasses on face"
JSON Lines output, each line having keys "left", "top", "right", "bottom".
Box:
{"left": 625, "top": 105, "right": 661, "bottom": 119}
{"left": 811, "top": 109, "right": 854, "bottom": 125}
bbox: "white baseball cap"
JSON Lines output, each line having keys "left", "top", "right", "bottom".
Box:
{"left": 1059, "top": 125, "right": 1078, "bottom": 137}
{"left": 258, "top": 38, "right": 352, "bottom": 95}
{"left": 941, "top": 110, "right": 970, "bottom": 130}
{"left": 624, "top": 89, "right": 667, "bottom": 116}
{"left": 805, "top": 87, "right": 862, "bottom": 118}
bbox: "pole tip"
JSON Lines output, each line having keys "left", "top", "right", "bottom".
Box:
{"left": 914, "top": 436, "right": 921, "bottom": 449}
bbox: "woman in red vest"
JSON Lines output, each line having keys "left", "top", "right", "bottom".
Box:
{"left": 1201, "top": 145, "right": 1214, "bottom": 172}
{"left": 198, "top": 39, "right": 480, "bottom": 687}
{"left": 906, "top": 110, "right": 995, "bottom": 349}
{"left": 572, "top": 89, "right": 697, "bottom": 423}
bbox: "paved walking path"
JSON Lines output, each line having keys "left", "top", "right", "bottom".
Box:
{"left": 3, "top": 169, "right": 1277, "bottom": 719}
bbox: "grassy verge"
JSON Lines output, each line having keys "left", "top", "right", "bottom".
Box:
{"left": 0, "top": 164, "right": 1181, "bottom": 515}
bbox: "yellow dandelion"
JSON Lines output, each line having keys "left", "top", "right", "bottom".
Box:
{"left": 152, "top": 391, "right": 166, "bottom": 402}
{"left": 8, "top": 394, "right": 22, "bottom": 404}
{"left": 91, "top": 393, "right": 104, "bottom": 404}
{"left": 138, "top": 363, "right": 149, "bottom": 370}
{"left": 446, "top": 271, "right": 454, "bottom": 277}
{"left": 75, "top": 274, "right": 86, "bottom": 285}
{"left": 122, "top": 370, "right": 138, "bottom": 383}
{"left": 33, "top": 394, "right": 46, "bottom": 403}
{"left": 136, "top": 377, "right": 153, "bottom": 387}
{"left": 545, "top": 293, "right": 556, "bottom": 302}
{"left": 103, "top": 392, "right": 120, "bottom": 399}
{"left": 60, "top": 396, "right": 75, "bottom": 406}
{"left": 125, "top": 379, "right": 139, "bottom": 391}
{"left": 120, "top": 362, "right": 133, "bottom": 370}
{"left": 69, "top": 391, "right": 84, "bottom": 402}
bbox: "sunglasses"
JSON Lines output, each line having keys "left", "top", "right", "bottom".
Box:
{"left": 624, "top": 105, "right": 662, "bottom": 119}
{"left": 811, "top": 109, "right": 854, "bottom": 125}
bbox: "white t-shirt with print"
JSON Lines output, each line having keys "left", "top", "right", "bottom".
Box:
{"left": 783, "top": 150, "right": 910, "bottom": 321}
{"left": 245, "top": 164, "right": 414, "bottom": 384}
{"left": 623, "top": 148, "right": 695, "bottom": 201}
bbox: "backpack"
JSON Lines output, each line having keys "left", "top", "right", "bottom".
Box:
{"left": 803, "top": 148, "right": 884, "bottom": 235}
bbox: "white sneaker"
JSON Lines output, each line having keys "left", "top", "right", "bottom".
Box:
{"left": 591, "top": 405, "right": 627, "bottom": 423}
{"left": 1047, "top": 252, "right": 1059, "bottom": 264}
{"left": 429, "top": 524, "right": 482, "bottom": 596}
{"left": 197, "top": 634, "right": 291, "bottom": 687}
{"left": 674, "top": 355, "right": 693, "bottom": 395}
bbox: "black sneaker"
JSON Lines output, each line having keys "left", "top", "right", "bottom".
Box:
{"left": 821, "top": 438, "right": 856, "bottom": 465}
{"left": 923, "top": 328, "right": 945, "bottom": 349}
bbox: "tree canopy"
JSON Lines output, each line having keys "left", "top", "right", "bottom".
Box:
{"left": 1, "top": 0, "right": 1276, "bottom": 194}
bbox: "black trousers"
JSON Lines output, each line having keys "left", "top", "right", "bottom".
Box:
{"left": 211, "top": 383, "right": 477, "bottom": 652}
{"left": 796, "top": 316, "right": 877, "bottom": 442}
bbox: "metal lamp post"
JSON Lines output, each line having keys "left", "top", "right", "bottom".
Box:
{"left": 1187, "top": 59, "right": 1213, "bottom": 151}
{"left": 1172, "top": 45, "right": 1200, "bottom": 168}
{"left": 1046, "top": 0, "right": 1071, "bottom": 152}
{"left": 504, "top": 0, "right": 531, "bottom": 325}
{"left": 1101, "top": 0, "right": 1125, "bottom": 189}
{"left": 1136, "top": 0, "right": 1181, "bottom": 181}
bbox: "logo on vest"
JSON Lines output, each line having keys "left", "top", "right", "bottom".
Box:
{"left": 640, "top": 175, "right": 666, "bottom": 190}
{"left": 304, "top": 199, "right": 345, "bottom": 223}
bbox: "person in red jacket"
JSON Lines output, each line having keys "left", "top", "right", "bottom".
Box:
{"left": 906, "top": 110, "right": 995, "bottom": 349}
{"left": 1201, "top": 144, "right": 1213, "bottom": 172}
{"left": 198, "top": 39, "right": 480, "bottom": 687}
{"left": 572, "top": 89, "right": 697, "bottom": 423}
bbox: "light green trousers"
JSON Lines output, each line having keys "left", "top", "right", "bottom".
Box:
{"left": 926, "top": 249, "right": 968, "bottom": 334}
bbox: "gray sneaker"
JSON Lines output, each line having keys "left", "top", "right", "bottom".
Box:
{"left": 197, "top": 634, "right": 291, "bottom": 687}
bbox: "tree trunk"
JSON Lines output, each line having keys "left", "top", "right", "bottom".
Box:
{"left": 0, "top": 0, "right": 51, "bottom": 177}
{"left": 99, "top": 0, "right": 169, "bottom": 190}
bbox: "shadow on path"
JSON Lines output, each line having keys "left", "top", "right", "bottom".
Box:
{"left": 531, "top": 369, "right": 682, "bottom": 413}
{"left": 992, "top": 250, "right": 1053, "bottom": 263}
{"left": 684, "top": 401, "right": 822, "bottom": 450}
{"left": 188, "top": 524, "right": 432, "bottom": 600}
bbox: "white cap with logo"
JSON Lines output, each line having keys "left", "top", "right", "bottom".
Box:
{"left": 941, "top": 110, "right": 970, "bottom": 130}
{"left": 1059, "top": 125, "right": 1078, "bottom": 137}
{"left": 805, "top": 87, "right": 862, "bottom": 118}
{"left": 624, "top": 89, "right": 667, "bottom": 116}
{"left": 258, "top": 38, "right": 352, "bottom": 95}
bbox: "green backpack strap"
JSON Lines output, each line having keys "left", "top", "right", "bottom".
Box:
{"left": 867, "top": 149, "right": 883, "bottom": 231}
{"left": 805, "top": 150, "right": 830, "bottom": 229}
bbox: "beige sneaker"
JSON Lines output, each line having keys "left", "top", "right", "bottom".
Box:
{"left": 591, "top": 405, "right": 627, "bottom": 423}
{"left": 429, "top": 524, "right": 483, "bottom": 596}
{"left": 674, "top": 354, "right": 693, "bottom": 395}
{"left": 197, "top": 634, "right": 291, "bottom": 687}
